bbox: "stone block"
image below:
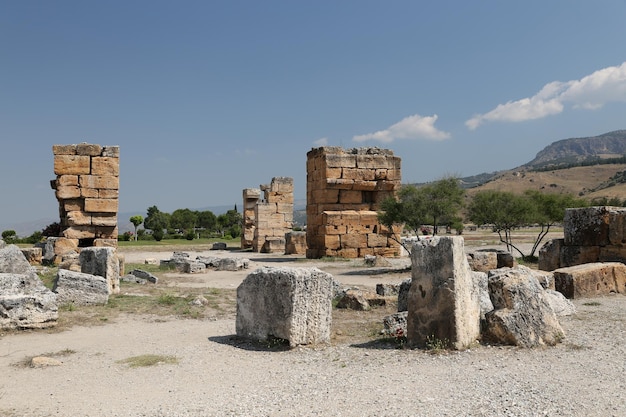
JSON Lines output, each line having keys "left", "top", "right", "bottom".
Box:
{"left": 66, "top": 211, "right": 92, "bottom": 226}
{"left": 80, "top": 187, "right": 99, "bottom": 198}
{"left": 0, "top": 273, "right": 58, "bottom": 330}
{"left": 21, "top": 247, "right": 42, "bottom": 265}
{"left": 79, "top": 247, "right": 120, "bottom": 294}
{"left": 338, "top": 190, "right": 363, "bottom": 204}
{"left": 102, "top": 146, "right": 120, "bottom": 157}
{"left": 55, "top": 185, "right": 81, "bottom": 199}
{"left": 91, "top": 157, "right": 120, "bottom": 176}
{"left": 563, "top": 206, "right": 610, "bottom": 246}
{"left": 56, "top": 175, "right": 79, "bottom": 186}
{"left": 598, "top": 245, "right": 626, "bottom": 263}
{"left": 52, "top": 144, "right": 77, "bottom": 155}
{"left": 54, "top": 155, "right": 91, "bottom": 175}
{"left": 261, "top": 237, "right": 285, "bottom": 253}
{"left": 80, "top": 175, "right": 119, "bottom": 190}
{"left": 325, "top": 154, "right": 357, "bottom": 168}
{"left": 84, "top": 198, "right": 118, "bottom": 213}
{"left": 63, "top": 199, "right": 84, "bottom": 211}
{"left": 467, "top": 250, "right": 498, "bottom": 272}
{"left": 560, "top": 245, "right": 600, "bottom": 267}
{"left": 342, "top": 167, "right": 376, "bottom": 181}
{"left": 52, "top": 269, "right": 109, "bottom": 306}
{"left": 553, "top": 262, "right": 626, "bottom": 299}
{"left": 236, "top": 267, "right": 334, "bottom": 347}
{"left": 367, "top": 233, "right": 388, "bottom": 248}
{"left": 285, "top": 231, "right": 307, "bottom": 255}
{"left": 341, "top": 233, "right": 367, "bottom": 249}
{"left": 91, "top": 213, "right": 117, "bottom": 227}
{"left": 538, "top": 237, "right": 562, "bottom": 271}
{"left": 98, "top": 189, "right": 120, "bottom": 199}
{"left": 62, "top": 226, "right": 96, "bottom": 240}
{"left": 407, "top": 236, "right": 480, "bottom": 350}
{"left": 76, "top": 143, "right": 102, "bottom": 156}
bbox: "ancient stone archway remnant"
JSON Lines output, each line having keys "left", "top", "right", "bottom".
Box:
{"left": 242, "top": 177, "right": 294, "bottom": 253}
{"left": 306, "top": 146, "right": 402, "bottom": 259}
{"left": 50, "top": 143, "right": 119, "bottom": 249}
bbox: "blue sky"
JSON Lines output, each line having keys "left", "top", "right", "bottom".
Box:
{"left": 2, "top": 1, "right": 626, "bottom": 227}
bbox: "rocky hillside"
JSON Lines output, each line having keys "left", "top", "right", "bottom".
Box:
{"left": 466, "top": 130, "right": 626, "bottom": 202}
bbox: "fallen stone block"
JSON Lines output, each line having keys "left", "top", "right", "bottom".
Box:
{"left": 236, "top": 267, "right": 334, "bottom": 347}
{"left": 184, "top": 260, "right": 205, "bottom": 274}
{"left": 52, "top": 269, "right": 109, "bottom": 306}
{"left": 129, "top": 269, "right": 158, "bottom": 284}
{"left": 382, "top": 311, "right": 408, "bottom": 338}
{"left": 485, "top": 268, "right": 564, "bottom": 347}
{"left": 553, "top": 262, "right": 626, "bottom": 298}
{"left": 21, "top": 247, "right": 42, "bottom": 265}
{"left": 211, "top": 242, "right": 227, "bottom": 250}
{"left": 397, "top": 278, "right": 411, "bottom": 312}
{"left": 79, "top": 247, "right": 120, "bottom": 294}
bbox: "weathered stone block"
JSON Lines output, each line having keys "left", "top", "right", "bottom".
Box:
{"left": 55, "top": 185, "right": 81, "bottom": 199}
{"left": 52, "top": 269, "right": 109, "bottom": 306}
{"left": 553, "top": 262, "right": 626, "bottom": 298}
{"left": 52, "top": 144, "right": 77, "bottom": 155}
{"left": 560, "top": 245, "right": 600, "bottom": 267}
{"left": 79, "top": 247, "right": 120, "bottom": 294}
{"left": 91, "top": 157, "right": 120, "bottom": 176}
{"left": 407, "top": 236, "right": 480, "bottom": 350}
{"left": 564, "top": 206, "right": 610, "bottom": 246}
{"left": 485, "top": 268, "right": 564, "bottom": 347}
{"left": 91, "top": 213, "right": 117, "bottom": 227}
{"left": 80, "top": 175, "right": 119, "bottom": 190}
{"left": 54, "top": 155, "right": 91, "bottom": 175}
{"left": 101, "top": 146, "right": 120, "bottom": 157}
{"left": 84, "top": 198, "right": 118, "bottom": 213}
{"left": 341, "top": 233, "right": 367, "bottom": 248}
{"left": 76, "top": 143, "right": 102, "bottom": 156}
{"left": 467, "top": 250, "right": 498, "bottom": 272}
{"left": 236, "top": 267, "right": 334, "bottom": 347}
{"left": 66, "top": 211, "right": 92, "bottom": 226}
{"left": 538, "top": 238, "right": 563, "bottom": 271}
{"left": 56, "top": 175, "right": 79, "bottom": 186}
{"left": 367, "top": 233, "right": 388, "bottom": 248}
{"left": 80, "top": 187, "right": 99, "bottom": 198}
{"left": 21, "top": 247, "right": 42, "bottom": 265}
{"left": 285, "top": 231, "right": 307, "bottom": 255}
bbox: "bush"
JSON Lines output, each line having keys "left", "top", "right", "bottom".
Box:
{"left": 152, "top": 229, "right": 164, "bottom": 241}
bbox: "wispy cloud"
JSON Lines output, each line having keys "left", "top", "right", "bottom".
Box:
{"left": 352, "top": 114, "right": 451, "bottom": 143}
{"left": 313, "top": 137, "right": 329, "bottom": 146}
{"left": 466, "top": 61, "right": 626, "bottom": 130}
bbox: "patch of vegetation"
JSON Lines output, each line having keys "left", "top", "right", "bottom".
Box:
{"left": 13, "top": 349, "right": 76, "bottom": 368}
{"left": 116, "top": 354, "right": 179, "bottom": 368}
{"left": 425, "top": 335, "right": 450, "bottom": 353}
{"left": 583, "top": 301, "right": 602, "bottom": 306}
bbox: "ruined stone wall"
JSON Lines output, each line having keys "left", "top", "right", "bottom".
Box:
{"left": 539, "top": 206, "right": 626, "bottom": 271}
{"left": 241, "top": 188, "right": 260, "bottom": 249}
{"left": 306, "top": 146, "right": 402, "bottom": 259}
{"left": 51, "top": 143, "right": 119, "bottom": 248}
{"left": 252, "top": 177, "right": 294, "bottom": 253}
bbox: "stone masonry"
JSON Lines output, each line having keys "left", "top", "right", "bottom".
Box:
{"left": 252, "top": 177, "right": 294, "bottom": 253}
{"left": 539, "top": 206, "right": 626, "bottom": 270}
{"left": 241, "top": 188, "right": 261, "bottom": 249}
{"left": 306, "top": 147, "right": 401, "bottom": 259}
{"left": 50, "top": 143, "right": 119, "bottom": 249}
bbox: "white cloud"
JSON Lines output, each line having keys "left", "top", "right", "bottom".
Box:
{"left": 352, "top": 114, "right": 451, "bottom": 143}
{"left": 466, "top": 61, "right": 626, "bottom": 130}
{"left": 313, "top": 137, "right": 329, "bottom": 146}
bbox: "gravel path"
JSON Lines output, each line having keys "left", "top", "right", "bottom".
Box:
{"left": 1, "top": 295, "right": 624, "bottom": 417}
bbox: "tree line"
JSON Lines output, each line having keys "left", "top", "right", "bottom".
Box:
{"left": 127, "top": 206, "right": 243, "bottom": 241}
{"left": 377, "top": 176, "right": 589, "bottom": 260}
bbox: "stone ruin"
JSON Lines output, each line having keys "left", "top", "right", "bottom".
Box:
{"left": 539, "top": 206, "right": 626, "bottom": 298}
{"left": 236, "top": 266, "right": 335, "bottom": 347}
{"left": 51, "top": 143, "right": 120, "bottom": 250}
{"left": 241, "top": 177, "right": 295, "bottom": 253}
{"left": 305, "top": 146, "right": 402, "bottom": 259}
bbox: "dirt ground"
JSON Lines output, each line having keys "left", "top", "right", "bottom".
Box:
{"left": 1, "top": 235, "right": 624, "bottom": 416}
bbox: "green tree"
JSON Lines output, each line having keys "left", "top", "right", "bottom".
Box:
{"left": 196, "top": 210, "right": 217, "bottom": 234}
{"left": 216, "top": 209, "right": 242, "bottom": 237}
{"left": 170, "top": 208, "right": 198, "bottom": 233}
{"left": 421, "top": 176, "right": 465, "bottom": 235}
{"left": 1, "top": 230, "right": 17, "bottom": 242}
{"left": 129, "top": 215, "right": 144, "bottom": 241}
{"left": 523, "top": 190, "right": 587, "bottom": 258}
{"left": 144, "top": 206, "right": 170, "bottom": 241}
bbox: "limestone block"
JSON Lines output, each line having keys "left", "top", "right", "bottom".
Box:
{"left": 269, "top": 177, "right": 293, "bottom": 193}
{"left": 101, "top": 146, "right": 120, "bottom": 157}
{"left": 359, "top": 211, "right": 381, "bottom": 225}
{"left": 538, "top": 239, "right": 564, "bottom": 271}
{"left": 485, "top": 268, "right": 564, "bottom": 347}
{"left": 261, "top": 237, "right": 285, "bottom": 253}
{"left": 55, "top": 185, "right": 81, "bottom": 199}
{"left": 356, "top": 154, "right": 391, "bottom": 169}
{"left": 76, "top": 143, "right": 102, "bottom": 156}
{"left": 337, "top": 248, "right": 358, "bottom": 258}
{"left": 325, "top": 154, "right": 357, "bottom": 168}
{"left": 52, "top": 144, "right": 77, "bottom": 155}
{"left": 63, "top": 199, "right": 83, "bottom": 211}
{"left": 342, "top": 167, "right": 375, "bottom": 181}
{"left": 52, "top": 269, "right": 109, "bottom": 306}
{"left": 91, "top": 157, "right": 120, "bottom": 176}
{"left": 544, "top": 290, "right": 576, "bottom": 316}
{"left": 91, "top": 213, "right": 117, "bottom": 227}
{"left": 367, "top": 233, "right": 388, "bottom": 248}
{"left": 323, "top": 235, "right": 340, "bottom": 250}
{"left": 407, "top": 236, "right": 480, "bottom": 350}
{"left": 382, "top": 311, "right": 408, "bottom": 337}
{"left": 341, "top": 233, "right": 367, "bottom": 249}
{"left": 80, "top": 187, "right": 99, "bottom": 198}
{"left": 236, "top": 267, "right": 334, "bottom": 346}
{"left": 79, "top": 247, "right": 120, "bottom": 294}
{"left": 560, "top": 245, "right": 600, "bottom": 267}
{"left": 323, "top": 225, "right": 347, "bottom": 235}
{"left": 56, "top": 175, "right": 79, "bottom": 186}
{"left": 339, "top": 190, "right": 363, "bottom": 204}
{"left": 84, "top": 198, "right": 118, "bottom": 213}
{"left": 0, "top": 273, "right": 58, "bottom": 330}
{"left": 599, "top": 245, "right": 626, "bottom": 264}
{"left": 326, "top": 178, "right": 357, "bottom": 190}
{"left": 21, "top": 247, "right": 42, "bottom": 265}
{"left": 95, "top": 226, "right": 117, "bottom": 239}
{"left": 53, "top": 238, "right": 79, "bottom": 257}
{"left": 80, "top": 175, "right": 119, "bottom": 190}
{"left": 553, "top": 262, "right": 626, "bottom": 298}
{"left": 467, "top": 251, "right": 498, "bottom": 272}
{"left": 607, "top": 208, "right": 626, "bottom": 245}
{"left": 62, "top": 226, "right": 96, "bottom": 240}
{"left": 564, "top": 206, "right": 610, "bottom": 246}
{"left": 98, "top": 189, "right": 119, "bottom": 199}
{"left": 54, "top": 155, "right": 91, "bottom": 175}
{"left": 66, "top": 211, "right": 92, "bottom": 226}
